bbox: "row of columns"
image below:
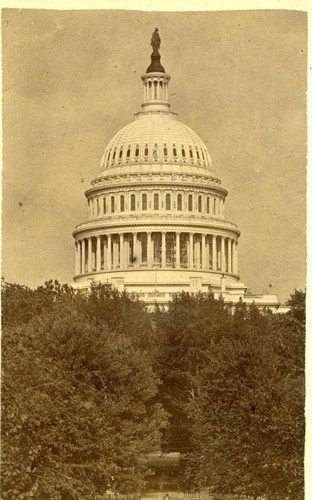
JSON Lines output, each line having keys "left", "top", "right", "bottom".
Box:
{"left": 143, "top": 79, "right": 169, "bottom": 102}
{"left": 75, "top": 232, "right": 238, "bottom": 276}
{"left": 88, "top": 193, "right": 225, "bottom": 219}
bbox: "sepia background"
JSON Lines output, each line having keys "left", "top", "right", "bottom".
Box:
{"left": 2, "top": 8, "right": 307, "bottom": 302}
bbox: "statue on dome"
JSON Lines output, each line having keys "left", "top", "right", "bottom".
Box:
{"left": 151, "top": 28, "right": 161, "bottom": 52}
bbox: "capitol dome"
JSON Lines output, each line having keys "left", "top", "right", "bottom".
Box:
{"left": 72, "top": 30, "right": 249, "bottom": 304}
{"left": 98, "top": 112, "right": 214, "bottom": 175}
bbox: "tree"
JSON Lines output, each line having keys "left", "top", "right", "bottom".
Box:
{"left": 1, "top": 283, "right": 166, "bottom": 498}
{"left": 183, "top": 301, "right": 305, "bottom": 499}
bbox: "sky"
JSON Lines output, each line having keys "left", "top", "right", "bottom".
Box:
{"left": 2, "top": 7, "right": 307, "bottom": 303}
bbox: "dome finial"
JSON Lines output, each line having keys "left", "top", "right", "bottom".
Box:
{"left": 146, "top": 28, "right": 165, "bottom": 73}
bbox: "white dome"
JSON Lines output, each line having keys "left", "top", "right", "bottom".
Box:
{"left": 99, "top": 111, "right": 214, "bottom": 174}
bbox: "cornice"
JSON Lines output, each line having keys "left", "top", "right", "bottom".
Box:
{"left": 73, "top": 220, "right": 240, "bottom": 238}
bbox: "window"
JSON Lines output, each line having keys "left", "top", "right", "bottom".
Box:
{"left": 111, "top": 196, "right": 115, "bottom": 213}
{"left": 154, "top": 193, "right": 159, "bottom": 210}
{"left": 126, "top": 147, "right": 131, "bottom": 158}
{"left": 131, "top": 194, "right": 136, "bottom": 211}
{"left": 135, "top": 146, "right": 140, "bottom": 157}
{"left": 177, "top": 194, "right": 182, "bottom": 211}
{"left": 207, "top": 197, "right": 210, "bottom": 213}
{"left": 214, "top": 198, "right": 217, "bottom": 214}
{"left": 103, "top": 197, "right": 106, "bottom": 214}
{"left": 142, "top": 194, "right": 147, "bottom": 210}
{"left": 97, "top": 199, "right": 100, "bottom": 215}
{"left": 120, "top": 195, "right": 125, "bottom": 212}
{"left": 181, "top": 147, "right": 186, "bottom": 158}
{"left": 166, "top": 193, "right": 171, "bottom": 210}
{"left": 189, "top": 147, "right": 193, "bottom": 159}
{"left": 198, "top": 196, "right": 202, "bottom": 212}
{"left": 188, "top": 195, "right": 193, "bottom": 211}
{"left": 173, "top": 146, "right": 177, "bottom": 157}
{"left": 196, "top": 149, "right": 200, "bottom": 160}
{"left": 164, "top": 145, "right": 168, "bottom": 157}
{"left": 119, "top": 148, "right": 123, "bottom": 159}
{"left": 144, "top": 146, "right": 149, "bottom": 157}
{"left": 112, "top": 149, "right": 116, "bottom": 160}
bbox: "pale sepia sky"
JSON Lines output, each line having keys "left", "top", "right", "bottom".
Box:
{"left": 2, "top": 7, "right": 307, "bottom": 303}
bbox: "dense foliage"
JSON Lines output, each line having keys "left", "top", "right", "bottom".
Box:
{"left": 154, "top": 292, "right": 305, "bottom": 500}
{"left": 2, "top": 281, "right": 166, "bottom": 499}
{"left": 1, "top": 282, "right": 305, "bottom": 499}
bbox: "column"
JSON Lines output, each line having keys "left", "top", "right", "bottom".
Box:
{"left": 137, "top": 235, "right": 142, "bottom": 267}
{"left": 133, "top": 233, "right": 138, "bottom": 268}
{"left": 96, "top": 236, "right": 101, "bottom": 271}
{"left": 233, "top": 240, "right": 238, "bottom": 275}
{"left": 206, "top": 235, "right": 210, "bottom": 270}
{"left": 189, "top": 233, "right": 194, "bottom": 269}
{"left": 74, "top": 241, "right": 79, "bottom": 275}
{"left": 113, "top": 238, "right": 118, "bottom": 269}
{"left": 147, "top": 232, "right": 152, "bottom": 267}
{"left": 81, "top": 239, "right": 86, "bottom": 273}
{"left": 88, "top": 237, "right": 92, "bottom": 272}
{"left": 161, "top": 232, "right": 166, "bottom": 268}
{"left": 176, "top": 232, "right": 180, "bottom": 269}
{"left": 107, "top": 234, "right": 112, "bottom": 270}
{"left": 212, "top": 235, "right": 217, "bottom": 271}
{"left": 227, "top": 238, "right": 232, "bottom": 273}
{"left": 120, "top": 233, "right": 124, "bottom": 269}
{"left": 201, "top": 234, "right": 206, "bottom": 270}
{"left": 221, "top": 237, "right": 225, "bottom": 272}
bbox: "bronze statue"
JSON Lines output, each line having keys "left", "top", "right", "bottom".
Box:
{"left": 151, "top": 28, "right": 161, "bottom": 52}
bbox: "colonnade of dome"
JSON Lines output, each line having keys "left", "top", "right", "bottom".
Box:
{"left": 75, "top": 232, "right": 238, "bottom": 276}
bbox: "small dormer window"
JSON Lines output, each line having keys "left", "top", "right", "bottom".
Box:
{"left": 135, "top": 146, "right": 140, "bottom": 157}
{"left": 173, "top": 146, "right": 177, "bottom": 157}
{"left": 196, "top": 149, "right": 200, "bottom": 160}
{"left": 181, "top": 147, "right": 186, "bottom": 158}
{"left": 126, "top": 147, "right": 131, "bottom": 158}
{"left": 189, "top": 147, "right": 193, "bottom": 159}
{"left": 119, "top": 148, "right": 123, "bottom": 159}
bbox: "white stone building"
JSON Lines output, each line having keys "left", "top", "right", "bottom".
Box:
{"left": 72, "top": 31, "right": 287, "bottom": 312}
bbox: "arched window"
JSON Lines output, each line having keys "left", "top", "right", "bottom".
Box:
{"left": 131, "top": 194, "right": 136, "bottom": 211}
{"left": 166, "top": 193, "right": 171, "bottom": 210}
{"left": 144, "top": 145, "right": 149, "bottom": 157}
{"left": 154, "top": 193, "right": 159, "bottom": 210}
{"left": 142, "top": 193, "right": 147, "bottom": 210}
{"left": 177, "top": 194, "right": 182, "bottom": 211}
{"left": 198, "top": 195, "right": 202, "bottom": 213}
{"left": 112, "top": 149, "right": 116, "bottom": 160}
{"left": 181, "top": 147, "right": 186, "bottom": 158}
{"left": 119, "top": 148, "right": 123, "bottom": 159}
{"left": 126, "top": 147, "right": 131, "bottom": 158}
{"left": 173, "top": 146, "right": 177, "bottom": 157}
{"left": 207, "top": 197, "right": 210, "bottom": 213}
{"left": 188, "top": 195, "right": 193, "bottom": 211}
{"left": 196, "top": 149, "right": 200, "bottom": 160}
{"left": 214, "top": 198, "right": 217, "bottom": 214}
{"left": 189, "top": 147, "right": 193, "bottom": 159}
{"left": 111, "top": 196, "right": 115, "bottom": 213}
{"left": 135, "top": 146, "right": 140, "bottom": 157}
{"left": 97, "top": 198, "right": 100, "bottom": 215}
{"left": 120, "top": 195, "right": 125, "bottom": 212}
{"left": 107, "top": 151, "right": 111, "bottom": 164}
{"left": 164, "top": 145, "right": 168, "bottom": 157}
{"left": 103, "top": 197, "right": 106, "bottom": 214}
